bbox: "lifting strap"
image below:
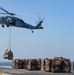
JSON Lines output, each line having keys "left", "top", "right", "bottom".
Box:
{"left": 7, "top": 26, "right": 12, "bottom": 50}
{"left": 4, "top": 26, "right": 13, "bottom": 60}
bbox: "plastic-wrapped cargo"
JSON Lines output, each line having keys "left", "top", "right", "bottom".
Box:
{"left": 12, "top": 59, "right": 23, "bottom": 69}
{"left": 26, "top": 59, "right": 37, "bottom": 70}
{"left": 22, "top": 59, "right": 27, "bottom": 69}
{"left": 3, "top": 49, "right": 13, "bottom": 60}
{"left": 51, "top": 57, "right": 64, "bottom": 72}
{"left": 8, "top": 50, "right": 13, "bottom": 60}
{"left": 52, "top": 60, "right": 62, "bottom": 66}
{"left": 35, "top": 58, "right": 41, "bottom": 70}
{"left": 16, "top": 59, "right": 23, "bottom": 69}
{"left": 41, "top": 59, "right": 45, "bottom": 71}
{"left": 26, "top": 59, "right": 32, "bottom": 70}
{"left": 44, "top": 58, "right": 52, "bottom": 66}
{"left": 51, "top": 57, "right": 71, "bottom": 73}
{"left": 44, "top": 58, "right": 52, "bottom": 72}
{"left": 12, "top": 59, "right": 16, "bottom": 69}
{"left": 51, "top": 65, "right": 62, "bottom": 72}
{"left": 62, "top": 59, "right": 71, "bottom": 73}
{"left": 26, "top": 58, "right": 41, "bottom": 70}
{"left": 27, "top": 64, "right": 32, "bottom": 70}
{"left": 52, "top": 57, "right": 64, "bottom": 61}
{"left": 3, "top": 49, "right": 9, "bottom": 59}
{"left": 31, "top": 59, "right": 37, "bottom": 70}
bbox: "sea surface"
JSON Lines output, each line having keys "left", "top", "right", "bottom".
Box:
{"left": 0, "top": 62, "right": 12, "bottom": 66}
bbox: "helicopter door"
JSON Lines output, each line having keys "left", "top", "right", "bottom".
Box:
{"left": 7, "top": 18, "right": 12, "bottom": 23}
{"left": 16, "top": 20, "right": 22, "bottom": 27}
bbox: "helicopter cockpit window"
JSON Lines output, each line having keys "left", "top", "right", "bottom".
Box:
{"left": 21, "top": 20, "right": 24, "bottom": 23}
{"left": 18, "top": 19, "right": 24, "bottom": 23}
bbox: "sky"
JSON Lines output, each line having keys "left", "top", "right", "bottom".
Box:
{"left": 0, "top": 0, "right": 74, "bottom": 61}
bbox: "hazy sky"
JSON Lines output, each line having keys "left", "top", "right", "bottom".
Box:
{"left": 0, "top": 0, "right": 74, "bottom": 61}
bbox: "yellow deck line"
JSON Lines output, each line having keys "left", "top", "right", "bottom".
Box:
{"left": 0, "top": 72, "right": 4, "bottom": 74}
{"left": 0, "top": 72, "right": 12, "bottom": 75}
{"left": 0, "top": 74, "right": 12, "bottom": 75}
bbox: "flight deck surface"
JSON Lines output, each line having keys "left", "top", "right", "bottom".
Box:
{"left": 0, "top": 66, "right": 73, "bottom": 75}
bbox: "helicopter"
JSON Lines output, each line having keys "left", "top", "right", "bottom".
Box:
{"left": 0, "top": 7, "right": 43, "bottom": 33}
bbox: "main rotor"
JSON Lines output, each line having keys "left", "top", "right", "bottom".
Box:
{"left": 0, "top": 7, "right": 16, "bottom": 16}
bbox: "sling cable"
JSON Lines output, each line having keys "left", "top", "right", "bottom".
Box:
{"left": 3, "top": 26, "right": 13, "bottom": 60}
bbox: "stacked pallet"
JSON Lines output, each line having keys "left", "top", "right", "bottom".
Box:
{"left": 12, "top": 59, "right": 16, "bottom": 69}
{"left": 51, "top": 57, "right": 71, "bottom": 73}
{"left": 22, "top": 59, "right": 27, "bottom": 69}
{"left": 41, "top": 59, "right": 45, "bottom": 71}
{"left": 12, "top": 57, "right": 71, "bottom": 73}
{"left": 8, "top": 50, "right": 13, "bottom": 60}
{"left": 44, "top": 58, "right": 52, "bottom": 72}
{"left": 3, "top": 49, "right": 13, "bottom": 60}
{"left": 26, "top": 59, "right": 37, "bottom": 70}
{"left": 12, "top": 59, "right": 40, "bottom": 70}
{"left": 12, "top": 59, "right": 23, "bottom": 69}
{"left": 51, "top": 57, "right": 63, "bottom": 72}
{"left": 62, "top": 58, "right": 71, "bottom": 73}
{"left": 35, "top": 58, "right": 41, "bottom": 70}
{"left": 26, "top": 59, "right": 31, "bottom": 70}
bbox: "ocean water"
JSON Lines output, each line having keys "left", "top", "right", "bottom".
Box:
{"left": 0, "top": 62, "right": 12, "bottom": 66}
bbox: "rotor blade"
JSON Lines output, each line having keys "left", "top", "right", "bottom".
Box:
{"left": 0, "top": 7, "right": 10, "bottom": 14}
{"left": 0, "top": 12, "right": 7, "bottom": 15}
{"left": 36, "top": 16, "right": 45, "bottom": 24}
{"left": 0, "top": 7, "right": 16, "bottom": 15}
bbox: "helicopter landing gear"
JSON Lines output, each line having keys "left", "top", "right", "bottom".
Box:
{"left": 7, "top": 25, "right": 9, "bottom": 27}
{"left": 32, "top": 31, "right": 34, "bottom": 33}
{"left": 2, "top": 25, "right": 4, "bottom": 27}
{"left": 31, "top": 29, "right": 34, "bottom": 33}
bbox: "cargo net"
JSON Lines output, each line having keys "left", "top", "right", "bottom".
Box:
{"left": 3, "top": 49, "right": 13, "bottom": 60}
{"left": 12, "top": 57, "right": 71, "bottom": 73}
{"left": 3, "top": 27, "right": 13, "bottom": 60}
{"left": 51, "top": 57, "right": 71, "bottom": 73}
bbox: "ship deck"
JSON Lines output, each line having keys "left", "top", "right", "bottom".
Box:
{"left": 0, "top": 66, "right": 73, "bottom": 75}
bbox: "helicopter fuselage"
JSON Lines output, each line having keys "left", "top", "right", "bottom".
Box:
{"left": 0, "top": 16, "right": 43, "bottom": 30}
{"left": 0, "top": 7, "right": 43, "bottom": 33}
{"left": 0, "top": 16, "right": 33, "bottom": 28}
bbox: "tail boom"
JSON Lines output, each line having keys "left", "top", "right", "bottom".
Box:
{"left": 35, "top": 20, "right": 43, "bottom": 29}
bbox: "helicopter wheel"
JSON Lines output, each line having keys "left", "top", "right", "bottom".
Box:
{"left": 2, "top": 25, "right": 4, "bottom": 27}
{"left": 31, "top": 29, "right": 34, "bottom": 33}
{"left": 7, "top": 25, "right": 9, "bottom": 27}
{"left": 32, "top": 31, "right": 34, "bottom": 33}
